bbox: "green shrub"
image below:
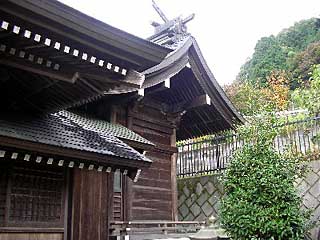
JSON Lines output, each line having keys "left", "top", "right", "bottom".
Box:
{"left": 219, "top": 114, "right": 310, "bottom": 239}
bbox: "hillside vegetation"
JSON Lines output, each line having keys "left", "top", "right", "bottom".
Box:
{"left": 225, "top": 18, "right": 320, "bottom": 116}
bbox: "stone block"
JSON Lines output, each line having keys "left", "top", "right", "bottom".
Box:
{"left": 296, "top": 180, "right": 308, "bottom": 196}
{"left": 309, "top": 179, "right": 320, "bottom": 198}
{"left": 205, "top": 181, "right": 215, "bottom": 195}
{"left": 197, "top": 191, "right": 209, "bottom": 207}
{"left": 190, "top": 203, "right": 201, "bottom": 217}
{"left": 202, "top": 201, "right": 214, "bottom": 217}
{"left": 200, "top": 175, "right": 209, "bottom": 185}
{"left": 179, "top": 203, "right": 189, "bottom": 218}
{"left": 309, "top": 160, "right": 320, "bottom": 172}
{"left": 306, "top": 171, "right": 319, "bottom": 186}
{"left": 196, "top": 182, "right": 203, "bottom": 196}
{"left": 303, "top": 192, "right": 319, "bottom": 209}
{"left": 178, "top": 194, "right": 186, "bottom": 206}
{"left": 183, "top": 185, "right": 190, "bottom": 197}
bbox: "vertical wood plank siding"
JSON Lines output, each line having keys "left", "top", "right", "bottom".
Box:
{"left": 71, "top": 168, "right": 113, "bottom": 240}
{"left": 117, "top": 105, "right": 175, "bottom": 220}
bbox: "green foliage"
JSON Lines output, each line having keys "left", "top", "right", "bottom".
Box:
{"left": 237, "top": 18, "right": 320, "bottom": 89}
{"left": 223, "top": 82, "right": 274, "bottom": 115}
{"left": 219, "top": 113, "right": 310, "bottom": 240}
{"left": 289, "top": 42, "right": 320, "bottom": 87}
{"left": 224, "top": 71, "right": 290, "bottom": 116}
{"left": 291, "top": 64, "right": 320, "bottom": 115}
{"left": 278, "top": 18, "right": 320, "bottom": 52}
{"left": 238, "top": 36, "right": 288, "bottom": 86}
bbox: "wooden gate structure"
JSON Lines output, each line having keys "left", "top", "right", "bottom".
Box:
{"left": 0, "top": 1, "right": 243, "bottom": 239}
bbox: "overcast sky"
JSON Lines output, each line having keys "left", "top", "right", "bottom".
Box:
{"left": 59, "top": 0, "right": 319, "bottom": 85}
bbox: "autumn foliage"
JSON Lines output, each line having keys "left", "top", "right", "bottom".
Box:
{"left": 224, "top": 70, "right": 289, "bottom": 115}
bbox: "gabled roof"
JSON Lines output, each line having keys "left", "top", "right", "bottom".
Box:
{"left": 0, "top": 111, "right": 152, "bottom": 172}
{"left": 106, "top": 37, "right": 244, "bottom": 140}
{"left": 0, "top": 0, "right": 243, "bottom": 140}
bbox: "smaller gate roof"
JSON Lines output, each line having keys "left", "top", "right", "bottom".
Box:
{"left": 0, "top": 111, "right": 152, "bottom": 172}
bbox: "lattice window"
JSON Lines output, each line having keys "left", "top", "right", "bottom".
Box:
{"left": 0, "top": 160, "right": 65, "bottom": 227}
{"left": 113, "top": 171, "right": 123, "bottom": 221}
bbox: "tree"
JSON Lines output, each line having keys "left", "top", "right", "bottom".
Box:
{"left": 224, "top": 71, "right": 289, "bottom": 115}
{"left": 265, "top": 70, "right": 290, "bottom": 111}
{"left": 219, "top": 113, "right": 310, "bottom": 239}
{"left": 278, "top": 18, "right": 320, "bottom": 52}
{"left": 291, "top": 64, "right": 320, "bottom": 115}
{"left": 289, "top": 41, "right": 320, "bottom": 87}
{"left": 237, "top": 36, "right": 287, "bottom": 86}
{"left": 223, "top": 82, "right": 270, "bottom": 115}
{"left": 237, "top": 18, "right": 320, "bottom": 89}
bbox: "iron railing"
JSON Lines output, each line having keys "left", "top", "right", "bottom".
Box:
{"left": 177, "top": 116, "right": 320, "bottom": 177}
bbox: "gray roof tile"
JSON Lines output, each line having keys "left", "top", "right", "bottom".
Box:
{"left": 56, "top": 111, "right": 154, "bottom": 146}
{"left": 0, "top": 112, "right": 152, "bottom": 163}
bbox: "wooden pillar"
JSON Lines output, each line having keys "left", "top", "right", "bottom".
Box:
{"left": 70, "top": 168, "right": 113, "bottom": 240}
{"left": 171, "top": 129, "right": 178, "bottom": 221}
{"left": 124, "top": 107, "right": 134, "bottom": 221}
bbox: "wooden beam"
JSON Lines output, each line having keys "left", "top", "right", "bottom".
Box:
{"left": 145, "top": 78, "right": 171, "bottom": 95}
{"left": 80, "top": 71, "right": 141, "bottom": 88}
{"left": 169, "top": 94, "right": 211, "bottom": 113}
{"left": 0, "top": 57, "right": 77, "bottom": 83}
{"left": 123, "top": 69, "right": 145, "bottom": 87}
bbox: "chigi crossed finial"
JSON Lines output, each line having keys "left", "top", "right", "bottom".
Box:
{"left": 149, "top": 0, "right": 195, "bottom": 45}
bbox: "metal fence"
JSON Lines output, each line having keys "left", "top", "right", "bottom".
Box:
{"left": 177, "top": 116, "right": 320, "bottom": 177}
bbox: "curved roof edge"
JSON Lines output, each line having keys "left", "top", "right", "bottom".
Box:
{"left": 105, "top": 35, "right": 244, "bottom": 127}
{"left": 142, "top": 37, "right": 244, "bottom": 125}
{"left": 187, "top": 37, "right": 245, "bottom": 125}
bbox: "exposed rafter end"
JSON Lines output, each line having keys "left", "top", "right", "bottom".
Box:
{"left": 145, "top": 78, "right": 171, "bottom": 96}
{"left": 205, "top": 94, "right": 211, "bottom": 105}
{"left": 0, "top": 150, "right": 5, "bottom": 158}
{"left": 133, "top": 169, "right": 142, "bottom": 183}
{"left": 187, "top": 94, "right": 211, "bottom": 109}
{"left": 138, "top": 88, "right": 145, "bottom": 97}
{"left": 164, "top": 78, "right": 170, "bottom": 88}
{"left": 123, "top": 69, "right": 145, "bottom": 87}
{"left": 170, "top": 94, "right": 211, "bottom": 113}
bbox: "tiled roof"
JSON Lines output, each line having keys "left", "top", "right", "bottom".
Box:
{"left": 56, "top": 111, "right": 154, "bottom": 146}
{"left": 0, "top": 112, "right": 151, "bottom": 163}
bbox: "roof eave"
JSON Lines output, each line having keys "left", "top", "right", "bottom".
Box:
{"left": 1, "top": 0, "right": 172, "bottom": 70}
{"left": 0, "top": 135, "right": 152, "bottom": 169}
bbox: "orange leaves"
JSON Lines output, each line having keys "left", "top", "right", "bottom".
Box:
{"left": 265, "top": 70, "right": 290, "bottom": 111}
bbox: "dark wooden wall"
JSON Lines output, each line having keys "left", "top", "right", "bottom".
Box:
{"left": 0, "top": 160, "right": 65, "bottom": 240}
{"left": 0, "top": 233, "right": 63, "bottom": 240}
{"left": 70, "top": 168, "right": 113, "bottom": 240}
{"left": 115, "top": 103, "right": 177, "bottom": 220}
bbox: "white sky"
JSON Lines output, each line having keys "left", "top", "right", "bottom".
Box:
{"left": 59, "top": 0, "right": 320, "bottom": 85}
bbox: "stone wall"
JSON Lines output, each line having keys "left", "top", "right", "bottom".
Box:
{"left": 296, "top": 159, "right": 320, "bottom": 239}
{"left": 177, "top": 174, "right": 224, "bottom": 221}
{"left": 177, "top": 160, "right": 320, "bottom": 239}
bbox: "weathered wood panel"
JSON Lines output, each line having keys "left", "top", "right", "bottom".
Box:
{"left": 0, "top": 233, "right": 63, "bottom": 240}
{"left": 70, "top": 169, "right": 113, "bottom": 240}
{"left": 125, "top": 105, "right": 175, "bottom": 221}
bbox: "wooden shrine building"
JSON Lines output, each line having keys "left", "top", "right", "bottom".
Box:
{"left": 0, "top": 1, "right": 243, "bottom": 240}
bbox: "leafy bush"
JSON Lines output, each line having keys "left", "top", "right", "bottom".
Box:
{"left": 220, "top": 114, "right": 310, "bottom": 239}
{"left": 291, "top": 64, "right": 320, "bottom": 115}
